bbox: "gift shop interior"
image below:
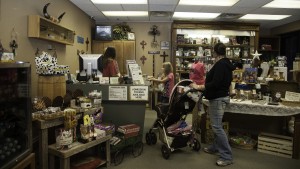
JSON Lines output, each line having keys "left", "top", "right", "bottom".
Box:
{"left": 1, "top": 0, "right": 300, "bottom": 169}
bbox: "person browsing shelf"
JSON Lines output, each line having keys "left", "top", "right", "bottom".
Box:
{"left": 190, "top": 55, "right": 206, "bottom": 85}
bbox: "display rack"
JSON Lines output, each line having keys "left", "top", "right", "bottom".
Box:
{"left": 171, "top": 21, "right": 259, "bottom": 81}
{"left": 258, "top": 36, "right": 280, "bottom": 62}
{"left": 27, "top": 15, "right": 75, "bottom": 45}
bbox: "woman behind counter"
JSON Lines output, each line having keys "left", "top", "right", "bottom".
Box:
{"left": 101, "top": 47, "right": 121, "bottom": 77}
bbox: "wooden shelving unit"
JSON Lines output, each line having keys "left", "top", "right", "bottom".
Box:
{"left": 258, "top": 36, "right": 280, "bottom": 61}
{"left": 27, "top": 15, "right": 75, "bottom": 45}
{"left": 171, "top": 21, "right": 260, "bottom": 81}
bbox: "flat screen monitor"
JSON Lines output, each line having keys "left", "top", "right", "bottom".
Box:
{"left": 79, "top": 54, "right": 102, "bottom": 76}
{"left": 95, "top": 26, "right": 112, "bottom": 41}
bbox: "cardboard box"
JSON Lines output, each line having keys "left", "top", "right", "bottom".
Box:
{"left": 38, "top": 75, "right": 66, "bottom": 100}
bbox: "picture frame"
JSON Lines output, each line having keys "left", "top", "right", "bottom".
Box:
{"left": 127, "top": 32, "right": 135, "bottom": 40}
{"left": 226, "top": 48, "right": 232, "bottom": 58}
{"left": 160, "top": 41, "right": 170, "bottom": 50}
{"left": 204, "top": 49, "right": 211, "bottom": 56}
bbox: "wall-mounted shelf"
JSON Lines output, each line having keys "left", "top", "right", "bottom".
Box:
{"left": 27, "top": 15, "right": 75, "bottom": 45}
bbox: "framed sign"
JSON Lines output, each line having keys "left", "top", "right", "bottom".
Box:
{"left": 129, "top": 86, "right": 148, "bottom": 101}
{"left": 160, "top": 41, "right": 170, "bottom": 50}
{"left": 128, "top": 32, "right": 135, "bottom": 40}
{"left": 108, "top": 86, "right": 127, "bottom": 101}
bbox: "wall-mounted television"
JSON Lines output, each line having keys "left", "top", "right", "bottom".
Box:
{"left": 95, "top": 25, "right": 112, "bottom": 41}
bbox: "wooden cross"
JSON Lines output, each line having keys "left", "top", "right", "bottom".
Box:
{"left": 140, "top": 55, "right": 147, "bottom": 65}
{"left": 85, "top": 37, "right": 89, "bottom": 52}
{"left": 140, "top": 40, "right": 147, "bottom": 50}
{"left": 160, "top": 51, "right": 168, "bottom": 62}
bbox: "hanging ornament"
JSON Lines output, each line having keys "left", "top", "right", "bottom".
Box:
{"left": 251, "top": 50, "right": 262, "bottom": 61}
{"left": 9, "top": 28, "right": 18, "bottom": 56}
{"left": 148, "top": 25, "right": 160, "bottom": 48}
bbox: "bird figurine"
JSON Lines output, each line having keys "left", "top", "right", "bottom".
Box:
{"left": 251, "top": 50, "right": 262, "bottom": 60}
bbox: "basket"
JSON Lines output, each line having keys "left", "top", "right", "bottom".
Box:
{"left": 281, "top": 99, "right": 300, "bottom": 107}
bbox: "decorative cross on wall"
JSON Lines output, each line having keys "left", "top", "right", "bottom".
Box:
{"left": 140, "top": 55, "right": 147, "bottom": 65}
{"left": 140, "top": 40, "right": 147, "bottom": 50}
{"left": 85, "top": 37, "right": 90, "bottom": 52}
{"left": 160, "top": 51, "right": 168, "bottom": 62}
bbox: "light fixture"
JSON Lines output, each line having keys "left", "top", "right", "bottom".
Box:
{"left": 179, "top": 0, "right": 239, "bottom": 6}
{"left": 102, "top": 11, "right": 148, "bottom": 17}
{"left": 263, "top": 0, "right": 300, "bottom": 9}
{"left": 91, "top": 0, "right": 147, "bottom": 4}
{"left": 240, "top": 14, "right": 290, "bottom": 20}
{"left": 173, "top": 12, "right": 220, "bottom": 19}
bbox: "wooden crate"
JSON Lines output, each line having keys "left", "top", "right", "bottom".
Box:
{"left": 38, "top": 75, "right": 66, "bottom": 100}
{"left": 258, "top": 132, "right": 293, "bottom": 158}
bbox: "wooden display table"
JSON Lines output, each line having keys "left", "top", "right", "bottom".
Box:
{"left": 33, "top": 108, "right": 100, "bottom": 169}
{"left": 12, "top": 153, "right": 35, "bottom": 169}
{"left": 48, "top": 135, "right": 111, "bottom": 169}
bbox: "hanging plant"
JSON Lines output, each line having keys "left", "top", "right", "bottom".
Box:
{"left": 112, "top": 22, "right": 132, "bottom": 40}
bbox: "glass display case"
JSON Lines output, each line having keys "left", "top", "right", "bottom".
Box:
{"left": 0, "top": 62, "right": 32, "bottom": 169}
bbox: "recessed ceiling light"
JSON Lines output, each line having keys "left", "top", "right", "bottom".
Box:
{"left": 102, "top": 11, "right": 148, "bottom": 17}
{"left": 179, "top": 0, "right": 239, "bottom": 6}
{"left": 263, "top": 0, "right": 300, "bottom": 9}
{"left": 91, "top": 0, "right": 147, "bottom": 4}
{"left": 240, "top": 14, "right": 290, "bottom": 20}
{"left": 173, "top": 12, "right": 220, "bottom": 19}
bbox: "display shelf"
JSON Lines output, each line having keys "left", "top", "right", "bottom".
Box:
{"left": 171, "top": 21, "right": 259, "bottom": 81}
{"left": 28, "top": 15, "right": 75, "bottom": 45}
{"left": 0, "top": 62, "right": 32, "bottom": 169}
{"left": 258, "top": 36, "right": 280, "bottom": 61}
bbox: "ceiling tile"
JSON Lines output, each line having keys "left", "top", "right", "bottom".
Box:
{"left": 149, "top": 4, "right": 176, "bottom": 11}
{"left": 234, "top": 0, "right": 272, "bottom": 7}
{"left": 149, "top": 0, "right": 179, "bottom": 5}
{"left": 122, "top": 4, "right": 148, "bottom": 11}
{"left": 227, "top": 7, "right": 258, "bottom": 14}
{"left": 175, "top": 5, "right": 205, "bottom": 12}
{"left": 94, "top": 4, "right": 123, "bottom": 11}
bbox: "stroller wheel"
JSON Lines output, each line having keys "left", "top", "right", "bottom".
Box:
{"left": 161, "top": 145, "right": 171, "bottom": 160}
{"left": 132, "top": 141, "right": 143, "bottom": 157}
{"left": 113, "top": 150, "right": 124, "bottom": 166}
{"left": 145, "top": 132, "right": 157, "bottom": 145}
{"left": 192, "top": 138, "right": 201, "bottom": 151}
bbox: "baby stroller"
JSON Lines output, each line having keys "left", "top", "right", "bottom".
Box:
{"left": 145, "top": 79, "right": 202, "bottom": 159}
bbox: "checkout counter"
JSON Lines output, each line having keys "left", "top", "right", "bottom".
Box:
{"left": 66, "top": 83, "right": 148, "bottom": 132}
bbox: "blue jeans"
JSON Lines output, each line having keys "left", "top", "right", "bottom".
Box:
{"left": 208, "top": 96, "right": 232, "bottom": 161}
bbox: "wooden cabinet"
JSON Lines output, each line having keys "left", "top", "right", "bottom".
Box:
{"left": 171, "top": 21, "right": 260, "bottom": 81}
{"left": 92, "top": 40, "right": 136, "bottom": 75}
{"left": 28, "top": 15, "right": 75, "bottom": 45}
{"left": 258, "top": 36, "right": 280, "bottom": 61}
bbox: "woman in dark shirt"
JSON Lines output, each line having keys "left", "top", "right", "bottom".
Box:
{"left": 191, "top": 42, "right": 235, "bottom": 166}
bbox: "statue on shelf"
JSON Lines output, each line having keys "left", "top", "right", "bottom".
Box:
{"left": 43, "top": 3, "right": 65, "bottom": 23}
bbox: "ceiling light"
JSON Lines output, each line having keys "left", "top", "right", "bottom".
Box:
{"left": 240, "top": 14, "right": 290, "bottom": 20}
{"left": 179, "top": 0, "right": 239, "bottom": 6}
{"left": 102, "top": 11, "right": 148, "bottom": 17}
{"left": 263, "top": 0, "right": 300, "bottom": 9}
{"left": 173, "top": 12, "right": 220, "bottom": 19}
{"left": 91, "top": 0, "right": 147, "bottom": 4}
